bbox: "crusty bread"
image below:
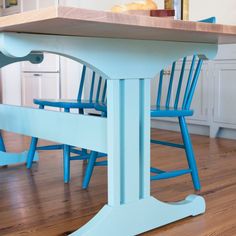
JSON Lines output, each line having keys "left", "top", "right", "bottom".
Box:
{"left": 111, "top": 0, "right": 158, "bottom": 13}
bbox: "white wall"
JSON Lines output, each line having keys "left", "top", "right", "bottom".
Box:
{"left": 189, "top": 0, "right": 236, "bottom": 24}
{"left": 64, "top": 1, "right": 236, "bottom": 25}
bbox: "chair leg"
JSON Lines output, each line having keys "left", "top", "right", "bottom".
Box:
{"left": 82, "top": 151, "right": 98, "bottom": 189}
{"left": 27, "top": 105, "right": 44, "bottom": 169}
{"left": 79, "top": 108, "right": 88, "bottom": 157}
{"left": 0, "top": 130, "right": 6, "bottom": 152}
{"left": 26, "top": 137, "right": 38, "bottom": 169}
{"left": 63, "top": 145, "right": 71, "bottom": 183}
{"left": 179, "top": 116, "right": 201, "bottom": 191}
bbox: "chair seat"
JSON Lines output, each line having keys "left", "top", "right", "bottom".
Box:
{"left": 34, "top": 99, "right": 96, "bottom": 109}
{"left": 151, "top": 106, "right": 193, "bottom": 117}
{"left": 94, "top": 103, "right": 107, "bottom": 113}
{"left": 95, "top": 103, "right": 193, "bottom": 117}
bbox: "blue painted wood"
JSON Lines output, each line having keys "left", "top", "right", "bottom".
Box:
{"left": 151, "top": 55, "right": 203, "bottom": 190}
{"left": 77, "top": 65, "right": 87, "bottom": 101}
{"left": 96, "top": 76, "right": 102, "bottom": 102}
{"left": 94, "top": 55, "right": 202, "bottom": 190}
{"left": 0, "top": 151, "right": 39, "bottom": 166}
{"left": 26, "top": 137, "right": 39, "bottom": 169}
{"left": 0, "top": 32, "right": 218, "bottom": 79}
{"left": 0, "top": 131, "right": 6, "bottom": 152}
{"left": 185, "top": 59, "right": 204, "bottom": 109}
{"left": 156, "top": 70, "right": 164, "bottom": 107}
{"left": 151, "top": 169, "right": 192, "bottom": 180}
{"left": 70, "top": 195, "right": 205, "bottom": 236}
{"left": 174, "top": 57, "right": 187, "bottom": 109}
{"left": 199, "top": 17, "right": 216, "bottom": 23}
{"left": 182, "top": 55, "right": 197, "bottom": 108}
{"left": 165, "top": 62, "right": 176, "bottom": 108}
{"left": 0, "top": 52, "right": 43, "bottom": 167}
{"left": 151, "top": 139, "right": 185, "bottom": 149}
{"left": 36, "top": 144, "right": 63, "bottom": 150}
{"left": 102, "top": 80, "right": 107, "bottom": 103}
{"left": 64, "top": 145, "right": 71, "bottom": 183}
{"left": 82, "top": 151, "right": 98, "bottom": 189}
{"left": 89, "top": 72, "right": 96, "bottom": 102}
{"left": 28, "top": 65, "right": 107, "bottom": 184}
{"left": 0, "top": 52, "right": 43, "bottom": 68}
{"left": 179, "top": 116, "right": 201, "bottom": 190}
{"left": 0, "top": 105, "right": 107, "bottom": 153}
{"left": 150, "top": 167, "right": 165, "bottom": 174}
{"left": 0, "top": 17, "right": 217, "bottom": 235}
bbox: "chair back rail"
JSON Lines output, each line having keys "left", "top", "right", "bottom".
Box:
{"left": 77, "top": 65, "right": 107, "bottom": 103}
{"left": 155, "top": 55, "right": 203, "bottom": 110}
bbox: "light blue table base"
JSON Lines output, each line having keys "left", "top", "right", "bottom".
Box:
{"left": 0, "top": 52, "right": 43, "bottom": 166}
{"left": 0, "top": 32, "right": 218, "bottom": 236}
{"left": 71, "top": 195, "right": 205, "bottom": 236}
{"left": 0, "top": 151, "right": 39, "bottom": 166}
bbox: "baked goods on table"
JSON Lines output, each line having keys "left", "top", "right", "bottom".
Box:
{"left": 111, "top": 1, "right": 175, "bottom": 18}
{"left": 111, "top": 0, "right": 158, "bottom": 13}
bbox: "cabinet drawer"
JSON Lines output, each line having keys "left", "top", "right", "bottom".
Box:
{"left": 21, "top": 53, "right": 60, "bottom": 73}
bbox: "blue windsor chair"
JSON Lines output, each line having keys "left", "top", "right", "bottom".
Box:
{"left": 26, "top": 65, "right": 107, "bottom": 184}
{"left": 92, "top": 55, "right": 203, "bottom": 191}
{"left": 81, "top": 17, "right": 216, "bottom": 191}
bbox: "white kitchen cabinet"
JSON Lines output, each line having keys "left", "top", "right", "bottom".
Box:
{"left": 22, "top": 53, "right": 60, "bottom": 73}
{"left": 21, "top": 73, "right": 60, "bottom": 110}
{"left": 211, "top": 61, "right": 236, "bottom": 135}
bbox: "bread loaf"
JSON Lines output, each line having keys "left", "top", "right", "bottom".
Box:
{"left": 111, "top": 0, "right": 158, "bottom": 13}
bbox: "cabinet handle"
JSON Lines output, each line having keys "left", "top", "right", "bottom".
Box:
{"left": 163, "top": 70, "right": 171, "bottom": 76}
{"left": 33, "top": 74, "right": 42, "bottom": 77}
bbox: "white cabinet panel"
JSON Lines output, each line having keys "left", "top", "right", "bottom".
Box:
{"left": 21, "top": 53, "right": 60, "bottom": 72}
{"left": 60, "top": 57, "right": 82, "bottom": 100}
{"left": 214, "top": 62, "right": 236, "bottom": 125}
{"left": 21, "top": 73, "right": 60, "bottom": 110}
{"left": 1, "top": 63, "right": 21, "bottom": 105}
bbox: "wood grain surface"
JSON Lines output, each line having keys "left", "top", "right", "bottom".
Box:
{"left": 0, "top": 129, "right": 236, "bottom": 235}
{"left": 0, "top": 6, "right": 236, "bottom": 44}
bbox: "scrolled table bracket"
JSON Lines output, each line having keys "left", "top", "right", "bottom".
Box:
{"left": 0, "top": 52, "right": 43, "bottom": 166}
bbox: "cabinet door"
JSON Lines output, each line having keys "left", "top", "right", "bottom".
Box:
{"left": 214, "top": 61, "right": 236, "bottom": 125}
{"left": 21, "top": 73, "right": 60, "bottom": 110}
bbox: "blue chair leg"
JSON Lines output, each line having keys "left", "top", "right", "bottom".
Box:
{"left": 27, "top": 105, "right": 44, "bottom": 169}
{"left": 179, "top": 116, "right": 201, "bottom": 191}
{"left": 0, "top": 130, "right": 6, "bottom": 152}
{"left": 63, "top": 144, "right": 71, "bottom": 183}
{"left": 82, "top": 151, "right": 98, "bottom": 189}
{"left": 79, "top": 108, "right": 88, "bottom": 156}
{"left": 27, "top": 137, "right": 38, "bottom": 168}
{"left": 63, "top": 108, "right": 71, "bottom": 183}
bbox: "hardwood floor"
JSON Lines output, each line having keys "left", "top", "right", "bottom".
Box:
{"left": 0, "top": 129, "right": 236, "bottom": 236}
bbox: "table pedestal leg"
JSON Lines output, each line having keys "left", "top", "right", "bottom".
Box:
{"left": 70, "top": 79, "right": 205, "bottom": 236}
{"left": 71, "top": 195, "right": 205, "bottom": 236}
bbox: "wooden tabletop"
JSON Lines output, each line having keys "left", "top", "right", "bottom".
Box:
{"left": 0, "top": 6, "right": 236, "bottom": 44}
